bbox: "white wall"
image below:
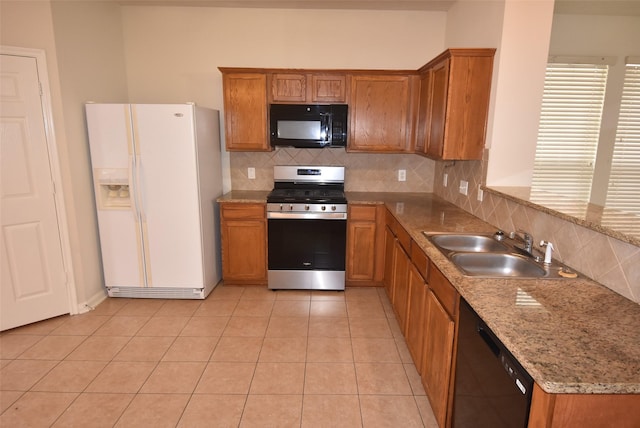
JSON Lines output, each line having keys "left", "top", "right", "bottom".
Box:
{"left": 119, "top": 6, "right": 447, "bottom": 192}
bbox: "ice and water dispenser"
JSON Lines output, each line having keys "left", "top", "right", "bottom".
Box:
{"left": 94, "top": 168, "right": 131, "bottom": 209}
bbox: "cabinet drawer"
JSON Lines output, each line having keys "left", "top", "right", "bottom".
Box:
{"left": 221, "top": 203, "right": 265, "bottom": 220}
{"left": 349, "top": 204, "right": 377, "bottom": 221}
{"left": 429, "top": 264, "right": 458, "bottom": 317}
{"left": 410, "top": 243, "right": 430, "bottom": 281}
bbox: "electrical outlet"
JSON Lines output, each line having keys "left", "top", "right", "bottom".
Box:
{"left": 459, "top": 180, "right": 469, "bottom": 196}
{"left": 248, "top": 167, "right": 255, "bottom": 179}
{"left": 477, "top": 186, "right": 484, "bottom": 202}
{"left": 443, "top": 173, "right": 448, "bottom": 187}
{"left": 398, "top": 169, "right": 406, "bottom": 182}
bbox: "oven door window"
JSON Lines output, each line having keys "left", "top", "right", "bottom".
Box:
{"left": 268, "top": 218, "right": 346, "bottom": 270}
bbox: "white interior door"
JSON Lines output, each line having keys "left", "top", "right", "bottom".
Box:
{"left": 1, "top": 53, "right": 70, "bottom": 330}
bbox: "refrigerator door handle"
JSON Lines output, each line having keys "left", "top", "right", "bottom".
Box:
{"left": 135, "top": 154, "right": 146, "bottom": 221}
{"left": 129, "top": 154, "right": 140, "bottom": 219}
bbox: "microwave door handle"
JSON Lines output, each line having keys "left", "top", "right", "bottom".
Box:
{"left": 321, "top": 112, "right": 331, "bottom": 144}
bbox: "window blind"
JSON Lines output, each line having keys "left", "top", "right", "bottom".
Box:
{"left": 532, "top": 63, "right": 608, "bottom": 202}
{"left": 603, "top": 60, "right": 640, "bottom": 235}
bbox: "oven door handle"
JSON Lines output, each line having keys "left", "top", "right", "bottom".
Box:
{"left": 267, "top": 212, "right": 347, "bottom": 220}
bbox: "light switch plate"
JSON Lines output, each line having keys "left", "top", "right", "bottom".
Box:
{"left": 398, "top": 169, "right": 406, "bottom": 182}
{"left": 248, "top": 167, "right": 256, "bottom": 179}
{"left": 459, "top": 180, "right": 469, "bottom": 196}
{"left": 443, "top": 173, "right": 448, "bottom": 187}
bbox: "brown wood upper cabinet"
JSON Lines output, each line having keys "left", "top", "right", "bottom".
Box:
{"left": 219, "top": 69, "right": 270, "bottom": 152}
{"left": 416, "top": 48, "right": 495, "bottom": 160}
{"left": 270, "top": 72, "right": 347, "bottom": 103}
{"left": 348, "top": 73, "right": 417, "bottom": 153}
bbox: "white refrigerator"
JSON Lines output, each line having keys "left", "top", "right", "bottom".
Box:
{"left": 85, "top": 103, "right": 222, "bottom": 299}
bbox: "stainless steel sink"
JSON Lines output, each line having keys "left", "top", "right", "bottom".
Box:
{"left": 449, "top": 253, "right": 546, "bottom": 278}
{"left": 428, "top": 233, "right": 508, "bottom": 252}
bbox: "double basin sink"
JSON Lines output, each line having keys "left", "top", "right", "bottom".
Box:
{"left": 424, "top": 232, "right": 573, "bottom": 279}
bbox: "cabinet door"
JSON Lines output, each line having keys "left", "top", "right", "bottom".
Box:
{"left": 406, "top": 263, "right": 427, "bottom": 372}
{"left": 271, "top": 73, "right": 306, "bottom": 102}
{"left": 415, "top": 69, "right": 432, "bottom": 155}
{"left": 426, "top": 58, "right": 449, "bottom": 159}
{"left": 311, "top": 74, "right": 347, "bottom": 103}
{"left": 348, "top": 74, "right": 413, "bottom": 152}
{"left": 346, "top": 205, "right": 377, "bottom": 282}
{"left": 422, "top": 289, "right": 455, "bottom": 428}
{"left": 221, "top": 73, "right": 269, "bottom": 151}
{"left": 220, "top": 204, "right": 267, "bottom": 284}
{"left": 391, "top": 240, "right": 410, "bottom": 332}
{"left": 383, "top": 225, "right": 396, "bottom": 301}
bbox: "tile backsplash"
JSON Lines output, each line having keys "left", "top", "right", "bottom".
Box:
{"left": 230, "top": 147, "right": 436, "bottom": 193}
{"left": 433, "top": 150, "right": 640, "bottom": 304}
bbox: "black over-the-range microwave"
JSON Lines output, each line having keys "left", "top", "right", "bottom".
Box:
{"left": 269, "top": 104, "right": 348, "bottom": 149}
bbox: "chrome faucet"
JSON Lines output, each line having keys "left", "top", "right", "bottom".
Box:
{"left": 514, "top": 229, "right": 534, "bottom": 254}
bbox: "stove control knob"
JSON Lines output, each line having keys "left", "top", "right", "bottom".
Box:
{"left": 305, "top": 205, "right": 310, "bottom": 211}
{"left": 289, "top": 204, "right": 294, "bottom": 211}
{"left": 331, "top": 205, "right": 337, "bottom": 211}
{"left": 321, "top": 206, "right": 326, "bottom": 211}
{"left": 279, "top": 204, "right": 283, "bottom": 211}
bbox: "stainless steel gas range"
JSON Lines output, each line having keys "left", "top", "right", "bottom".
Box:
{"left": 266, "top": 166, "right": 347, "bottom": 291}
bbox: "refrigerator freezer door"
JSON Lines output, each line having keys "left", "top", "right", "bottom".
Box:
{"left": 132, "top": 104, "right": 205, "bottom": 288}
{"left": 86, "top": 104, "right": 145, "bottom": 288}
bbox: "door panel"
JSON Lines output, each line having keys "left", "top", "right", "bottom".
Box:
{"left": 1, "top": 54, "right": 69, "bottom": 330}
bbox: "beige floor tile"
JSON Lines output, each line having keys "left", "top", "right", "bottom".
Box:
{"left": 301, "top": 394, "right": 362, "bottom": 427}
{"left": 177, "top": 394, "right": 246, "bottom": 427}
{"left": 0, "top": 335, "right": 43, "bottom": 359}
{"left": 355, "top": 363, "right": 413, "bottom": 395}
{"left": 93, "top": 316, "right": 150, "bottom": 336}
{"left": 155, "top": 299, "right": 202, "bottom": 317}
{"left": 195, "top": 362, "right": 255, "bottom": 394}
{"left": 4, "top": 316, "right": 67, "bottom": 336}
{"left": 265, "top": 316, "right": 309, "bottom": 337}
{"left": 180, "top": 316, "right": 229, "bottom": 336}
{"left": 0, "top": 360, "right": 58, "bottom": 391}
{"left": 415, "top": 395, "right": 440, "bottom": 427}
{"left": 345, "top": 287, "right": 381, "bottom": 301}
{"left": 304, "top": 362, "right": 358, "bottom": 394}
{"left": 136, "top": 316, "right": 190, "bottom": 336}
{"left": 193, "top": 300, "right": 238, "bottom": 317}
{"left": 308, "top": 317, "right": 350, "bottom": 338}
{"left": 232, "top": 299, "right": 275, "bottom": 317}
{"left": 349, "top": 317, "right": 393, "bottom": 338}
{"left": 310, "top": 290, "right": 345, "bottom": 301}
{"left": 140, "top": 361, "right": 206, "bottom": 393}
{"left": 309, "top": 300, "right": 347, "bottom": 317}
{"left": 240, "top": 286, "right": 277, "bottom": 301}
{"left": 404, "top": 363, "right": 427, "bottom": 396}
{"left": 87, "top": 298, "right": 130, "bottom": 316}
{"left": 223, "top": 316, "right": 269, "bottom": 337}
{"left": 240, "top": 394, "right": 302, "bottom": 428}
{"left": 346, "top": 300, "right": 386, "bottom": 318}
{"left": 50, "top": 314, "right": 110, "bottom": 336}
{"left": 32, "top": 360, "right": 107, "bottom": 392}
{"left": 0, "top": 391, "right": 77, "bottom": 428}
{"left": 52, "top": 392, "right": 134, "bottom": 428}
{"left": 114, "top": 393, "right": 190, "bottom": 428}
{"left": 210, "top": 336, "right": 263, "bottom": 362}
{"left": 162, "top": 336, "right": 219, "bottom": 361}
{"left": 115, "top": 299, "right": 165, "bottom": 317}
{"left": 86, "top": 361, "right": 156, "bottom": 393}
{"left": 275, "top": 290, "right": 312, "bottom": 300}
{"left": 306, "top": 337, "right": 353, "bottom": 362}
{"left": 16, "top": 335, "right": 86, "bottom": 360}
{"left": 0, "top": 390, "right": 23, "bottom": 413}
{"left": 359, "top": 395, "right": 424, "bottom": 428}
{"left": 387, "top": 315, "right": 404, "bottom": 338}
{"left": 396, "top": 337, "right": 414, "bottom": 363}
{"left": 352, "top": 338, "right": 401, "bottom": 363}
{"left": 259, "top": 337, "right": 307, "bottom": 362}
{"left": 64, "top": 336, "right": 130, "bottom": 361}
{"left": 249, "top": 362, "right": 305, "bottom": 394}
{"left": 271, "top": 300, "right": 310, "bottom": 317}
{"left": 207, "top": 285, "right": 245, "bottom": 300}
{"left": 113, "top": 336, "right": 175, "bottom": 362}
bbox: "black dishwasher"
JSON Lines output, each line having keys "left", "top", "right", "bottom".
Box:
{"left": 452, "top": 299, "right": 534, "bottom": 428}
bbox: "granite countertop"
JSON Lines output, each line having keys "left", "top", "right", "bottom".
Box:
{"left": 219, "top": 190, "right": 640, "bottom": 395}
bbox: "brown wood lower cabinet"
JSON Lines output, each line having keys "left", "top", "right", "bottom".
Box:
{"left": 406, "top": 262, "right": 427, "bottom": 372}
{"left": 346, "top": 204, "right": 384, "bottom": 286}
{"left": 220, "top": 202, "right": 267, "bottom": 285}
